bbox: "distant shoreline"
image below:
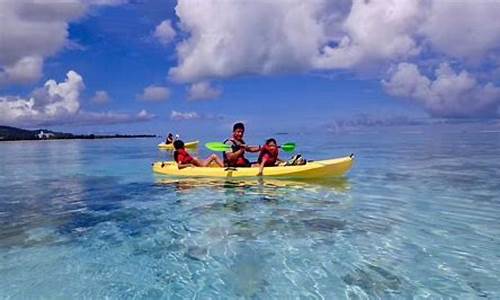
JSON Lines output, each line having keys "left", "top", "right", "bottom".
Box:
{"left": 0, "top": 134, "right": 157, "bottom": 142}
{"left": 0, "top": 125, "right": 157, "bottom": 142}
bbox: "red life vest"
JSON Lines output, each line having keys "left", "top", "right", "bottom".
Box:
{"left": 174, "top": 148, "right": 193, "bottom": 164}
{"left": 234, "top": 156, "right": 250, "bottom": 167}
{"left": 258, "top": 144, "right": 279, "bottom": 166}
{"left": 223, "top": 138, "right": 250, "bottom": 167}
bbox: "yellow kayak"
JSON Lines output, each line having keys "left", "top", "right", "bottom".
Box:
{"left": 157, "top": 140, "right": 199, "bottom": 150}
{"left": 152, "top": 155, "right": 354, "bottom": 178}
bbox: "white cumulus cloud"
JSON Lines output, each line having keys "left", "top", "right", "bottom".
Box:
{"left": 0, "top": 70, "right": 154, "bottom": 126}
{"left": 0, "top": 56, "right": 44, "bottom": 86}
{"left": 169, "top": 0, "right": 500, "bottom": 118}
{"left": 314, "top": 0, "right": 423, "bottom": 69}
{"left": 187, "top": 81, "right": 221, "bottom": 101}
{"left": 171, "top": 0, "right": 500, "bottom": 78}
{"left": 383, "top": 63, "right": 500, "bottom": 118}
{"left": 421, "top": 1, "right": 500, "bottom": 61}
{"left": 91, "top": 90, "right": 110, "bottom": 104}
{"left": 169, "top": 110, "right": 224, "bottom": 121}
{"left": 170, "top": 0, "right": 327, "bottom": 82}
{"left": 137, "top": 85, "right": 171, "bottom": 102}
{"left": 0, "top": 70, "right": 84, "bottom": 124}
{"left": 0, "top": 0, "right": 126, "bottom": 87}
{"left": 170, "top": 0, "right": 426, "bottom": 80}
{"left": 86, "top": 0, "right": 127, "bottom": 6}
{"left": 154, "top": 19, "right": 176, "bottom": 46}
{"left": 170, "top": 110, "right": 200, "bottom": 121}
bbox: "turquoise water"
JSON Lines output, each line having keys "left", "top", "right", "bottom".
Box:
{"left": 1, "top": 128, "right": 500, "bottom": 298}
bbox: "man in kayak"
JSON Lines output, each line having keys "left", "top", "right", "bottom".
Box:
{"left": 173, "top": 140, "right": 223, "bottom": 168}
{"left": 223, "top": 122, "right": 260, "bottom": 167}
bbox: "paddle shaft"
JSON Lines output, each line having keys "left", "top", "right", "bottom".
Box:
{"left": 205, "top": 142, "right": 295, "bottom": 153}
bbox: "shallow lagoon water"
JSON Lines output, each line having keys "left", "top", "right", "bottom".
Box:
{"left": 1, "top": 128, "right": 500, "bottom": 298}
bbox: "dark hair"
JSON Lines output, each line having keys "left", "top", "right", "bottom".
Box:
{"left": 173, "top": 140, "right": 184, "bottom": 150}
{"left": 266, "top": 138, "right": 277, "bottom": 145}
{"left": 233, "top": 122, "right": 245, "bottom": 132}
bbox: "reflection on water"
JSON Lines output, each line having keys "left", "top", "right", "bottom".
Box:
{"left": 155, "top": 176, "right": 351, "bottom": 192}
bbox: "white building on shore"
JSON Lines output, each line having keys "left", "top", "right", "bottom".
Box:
{"left": 37, "top": 131, "right": 54, "bottom": 139}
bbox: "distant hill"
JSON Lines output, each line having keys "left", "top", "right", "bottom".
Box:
{"left": 0, "top": 125, "right": 155, "bottom": 141}
{"left": 0, "top": 126, "right": 34, "bottom": 140}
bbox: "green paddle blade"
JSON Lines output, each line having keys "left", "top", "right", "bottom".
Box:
{"left": 205, "top": 142, "right": 231, "bottom": 152}
{"left": 206, "top": 141, "right": 296, "bottom": 152}
{"left": 280, "top": 142, "right": 296, "bottom": 153}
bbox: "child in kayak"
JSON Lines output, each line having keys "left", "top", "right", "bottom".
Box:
{"left": 165, "top": 133, "right": 180, "bottom": 144}
{"left": 173, "top": 140, "right": 224, "bottom": 169}
{"left": 255, "top": 138, "right": 284, "bottom": 176}
{"left": 165, "top": 133, "right": 174, "bottom": 144}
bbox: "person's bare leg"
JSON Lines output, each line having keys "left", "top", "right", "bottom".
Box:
{"left": 210, "top": 154, "right": 224, "bottom": 167}
{"left": 201, "top": 154, "right": 223, "bottom": 167}
{"left": 190, "top": 158, "right": 203, "bottom": 167}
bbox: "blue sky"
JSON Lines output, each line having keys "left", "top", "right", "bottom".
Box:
{"left": 1, "top": 0, "right": 500, "bottom": 135}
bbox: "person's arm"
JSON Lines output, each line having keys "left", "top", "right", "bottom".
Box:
{"left": 225, "top": 147, "right": 245, "bottom": 161}
{"left": 257, "top": 157, "right": 268, "bottom": 176}
{"left": 245, "top": 145, "right": 261, "bottom": 153}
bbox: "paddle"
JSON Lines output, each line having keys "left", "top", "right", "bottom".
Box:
{"left": 205, "top": 142, "right": 296, "bottom": 153}
{"left": 279, "top": 143, "right": 296, "bottom": 152}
